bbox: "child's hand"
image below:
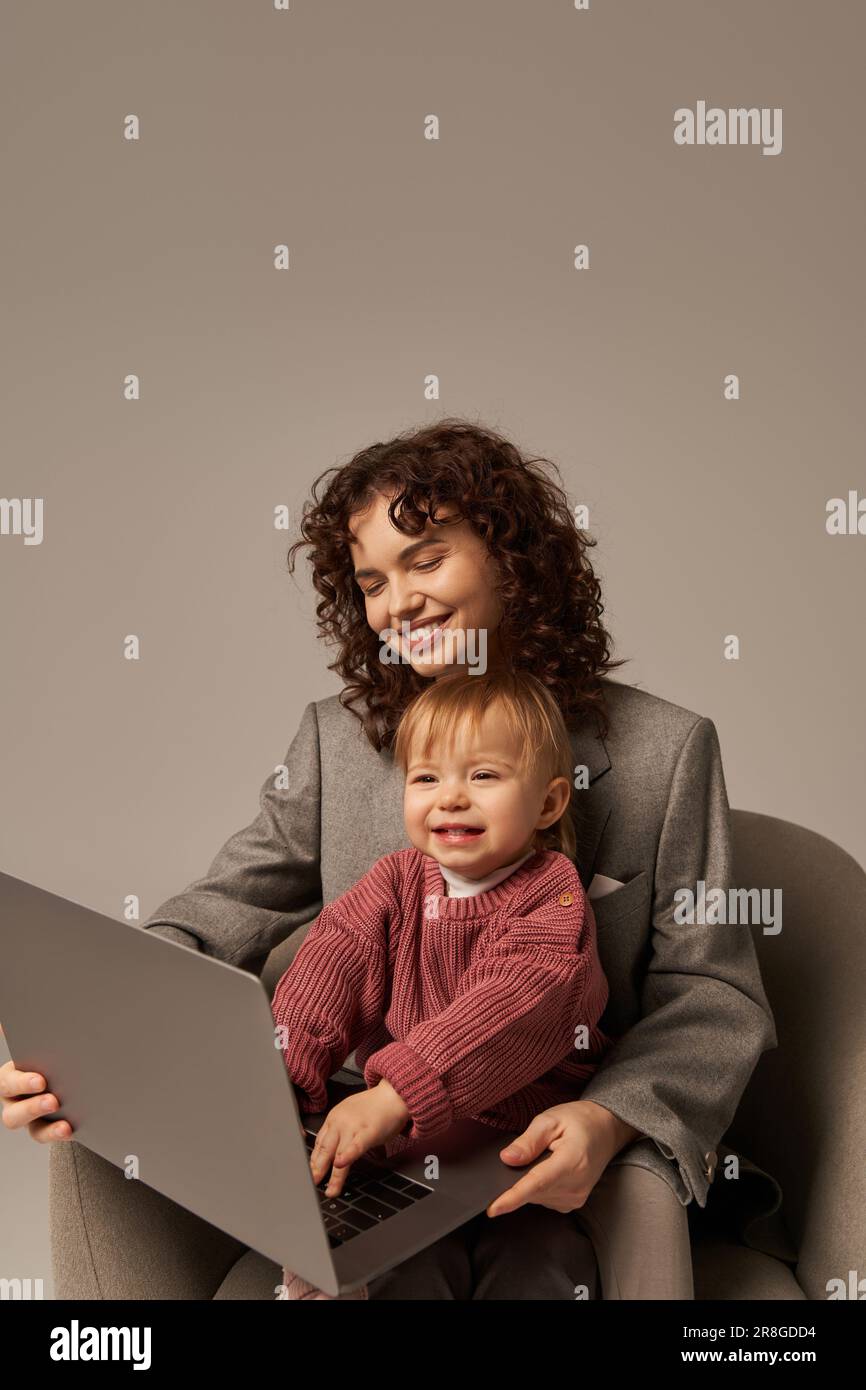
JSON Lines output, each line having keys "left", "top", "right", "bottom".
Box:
{"left": 309, "top": 1081, "right": 411, "bottom": 1197}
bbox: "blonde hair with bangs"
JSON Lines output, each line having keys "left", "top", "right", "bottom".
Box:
{"left": 393, "top": 670, "right": 577, "bottom": 860}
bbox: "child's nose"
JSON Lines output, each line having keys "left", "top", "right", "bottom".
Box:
{"left": 438, "top": 784, "right": 469, "bottom": 806}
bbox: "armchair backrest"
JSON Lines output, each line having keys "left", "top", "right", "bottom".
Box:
{"left": 726, "top": 810, "right": 866, "bottom": 1300}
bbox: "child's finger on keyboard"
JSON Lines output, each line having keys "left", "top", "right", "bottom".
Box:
{"left": 323, "top": 1154, "right": 353, "bottom": 1196}
{"left": 334, "top": 1135, "right": 363, "bottom": 1164}
{"left": 309, "top": 1126, "right": 336, "bottom": 1177}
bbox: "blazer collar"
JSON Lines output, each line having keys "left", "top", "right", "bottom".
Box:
{"left": 569, "top": 707, "right": 612, "bottom": 784}
{"left": 568, "top": 709, "right": 614, "bottom": 891}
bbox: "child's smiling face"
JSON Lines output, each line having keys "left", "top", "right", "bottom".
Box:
{"left": 403, "top": 703, "right": 570, "bottom": 878}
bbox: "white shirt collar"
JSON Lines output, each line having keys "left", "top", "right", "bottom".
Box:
{"left": 440, "top": 847, "right": 536, "bottom": 899}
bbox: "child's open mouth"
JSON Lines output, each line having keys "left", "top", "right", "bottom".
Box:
{"left": 432, "top": 825, "right": 485, "bottom": 843}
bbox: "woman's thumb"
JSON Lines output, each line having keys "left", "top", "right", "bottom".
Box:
{"left": 499, "top": 1114, "right": 555, "bottom": 1163}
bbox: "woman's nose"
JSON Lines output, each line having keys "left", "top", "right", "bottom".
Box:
{"left": 389, "top": 581, "right": 425, "bottom": 622}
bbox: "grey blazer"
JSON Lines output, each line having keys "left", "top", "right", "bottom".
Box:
{"left": 143, "top": 677, "right": 786, "bottom": 1255}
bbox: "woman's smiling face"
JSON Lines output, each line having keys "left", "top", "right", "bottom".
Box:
{"left": 348, "top": 491, "right": 505, "bottom": 680}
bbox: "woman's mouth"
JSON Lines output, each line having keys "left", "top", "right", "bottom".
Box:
{"left": 432, "top": 824, "right": 485, "bottom": 844}
{"left": 406, "top": 615, "right": 452, "bottom": 650}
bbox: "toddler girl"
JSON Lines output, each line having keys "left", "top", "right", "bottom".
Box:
{"left": 271, "top": 668, "right": 612, "bottom": 1299}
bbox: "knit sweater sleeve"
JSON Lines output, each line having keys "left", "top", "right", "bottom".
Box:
{"left": 270, "top": 856, "right": 396, "bottom": 1113}
{"left": 363, "top": 886, "right": 609, "bottom": 1138}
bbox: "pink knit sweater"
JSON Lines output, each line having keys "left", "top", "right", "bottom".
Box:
{"left": 270, "top": 847, "right": 613, "bottom": 1156}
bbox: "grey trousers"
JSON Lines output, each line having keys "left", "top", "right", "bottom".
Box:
{"left": 48, "top": 1141, "right": 694, "bottom": 1300}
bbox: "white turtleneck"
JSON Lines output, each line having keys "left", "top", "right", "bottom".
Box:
{"left": 440, "top": 846, "right": 536, "bottom": 898}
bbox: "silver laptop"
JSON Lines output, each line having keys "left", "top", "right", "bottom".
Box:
{"left": 0, "top": 870, "right": 544, "bottom": 1296}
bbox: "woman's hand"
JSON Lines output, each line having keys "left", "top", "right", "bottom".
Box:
{"left": 0, "top": 1056, "right": 73, "bottom": 1143}
{"left": 486, "top": 1099, "right": 641, "bottom": 1217}
{"left": 309, "top": 1080, "right": 410, "bottom": 1198}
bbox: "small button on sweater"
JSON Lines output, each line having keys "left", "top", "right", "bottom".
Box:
{"left": 270, "top": 847, "right": 613, "bottom": 1156}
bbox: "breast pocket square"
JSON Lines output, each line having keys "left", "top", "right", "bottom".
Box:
{"left": 588, "top": 873, "right": 626, "bottom": 901}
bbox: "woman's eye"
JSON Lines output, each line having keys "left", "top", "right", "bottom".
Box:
{"left": 362, "top": 559, "right": 440, "bottom": 597}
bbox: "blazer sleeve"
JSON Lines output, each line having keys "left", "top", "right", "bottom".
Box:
{"left": 270, "top": 867, "right": 392, "bottom": 1114}
{"left": 140, "top": 701, "right": 323, "bottom": 975}
{"left": 363, "top": 892, "right": 610, "bottom": 1139}
{"left": 578, "top": 716, "right": 779, "bottom": 1208}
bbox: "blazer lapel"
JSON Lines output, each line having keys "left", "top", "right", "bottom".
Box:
{"left": 568, "top": 713, "right": 613, "bottom": 892}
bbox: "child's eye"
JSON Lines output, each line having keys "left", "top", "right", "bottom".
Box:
{"left": 411, "top": 774, "right": 437, "bottom": 784}
{"left": 472, "top": 771, "right": 499, "bottom": 781}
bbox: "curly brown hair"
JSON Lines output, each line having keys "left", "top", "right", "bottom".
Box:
{"left": 286, "top": 416, "right": 628, "bottom": 751}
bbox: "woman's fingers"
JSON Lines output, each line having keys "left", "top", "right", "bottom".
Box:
{"left": 497, "top": 1112, "right": 561, "bottom": 1165}
{"left": 28, "top": 1116, "right": 73, "bottom": 1142}
{"left": 0, "top": 1060, "right": 45, "bottom": 1101}
{"left": 0, "top": 1061, "right": 71, "bottom": 1139}
{"left": 486, "top": 1148, "right": 579, "bottom": 1218}
{"left": 3, "top": 1095, "right": 72, "bottom": 1141}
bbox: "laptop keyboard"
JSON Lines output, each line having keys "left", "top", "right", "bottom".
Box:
{"left": 303, "top": 1129, "right": 433, "bottom": 1248}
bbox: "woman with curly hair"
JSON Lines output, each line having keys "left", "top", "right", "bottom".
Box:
{"left": 288, "top": 416, "right": 619, "bottom": 751}
{"left": 33, "top": 416, "right": 777, "bottom": 1300}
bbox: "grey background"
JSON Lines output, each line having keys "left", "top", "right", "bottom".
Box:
{"left": 1, "top": 1, "right": 863, "bottom": 1296}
